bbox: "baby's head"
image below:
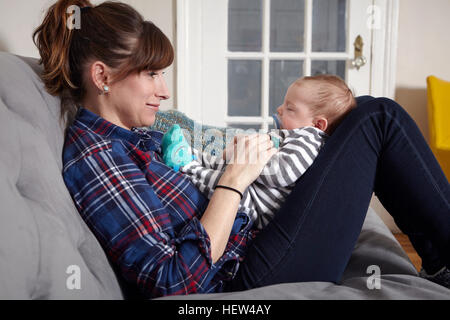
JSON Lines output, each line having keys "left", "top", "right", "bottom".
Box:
{"left": 276, "top": 75, "right": 356, "bottom": 134}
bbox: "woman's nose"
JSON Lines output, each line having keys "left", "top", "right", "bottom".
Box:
{"left": 157, "top": 77, "right": 170, "bottom": 100}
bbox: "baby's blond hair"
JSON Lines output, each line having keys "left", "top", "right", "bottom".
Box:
{"left": 295, "top": 75, "right": 356, "bottom": 134}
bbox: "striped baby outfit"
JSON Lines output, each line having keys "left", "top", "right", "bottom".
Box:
{"left": 181, "top": 126, "right": 328, "bottom": 230}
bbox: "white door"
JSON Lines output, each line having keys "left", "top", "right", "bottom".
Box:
{"left": 177, "top": 0, "right": 398, "bottom": 129}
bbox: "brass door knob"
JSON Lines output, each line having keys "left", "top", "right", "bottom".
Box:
{"left": 351, "top": 35, "right": 367, "bottom": 70}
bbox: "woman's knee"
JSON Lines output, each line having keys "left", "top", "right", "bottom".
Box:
{"left": 332, "top": 96, "right": 410, "bottom": 138}
{"left": 355, "top": 96, "right": 409, "bottom": 120}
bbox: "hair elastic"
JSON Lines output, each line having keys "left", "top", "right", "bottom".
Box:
{"left": 214, "top": 185, "right": 243, "bottom": 200}
{"left": 80, "top": 6, "right": 92, "bottom": 12}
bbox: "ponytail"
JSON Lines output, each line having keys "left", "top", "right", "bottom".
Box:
{"left": 33, "top": 0, "right": 93, "bottom": 125}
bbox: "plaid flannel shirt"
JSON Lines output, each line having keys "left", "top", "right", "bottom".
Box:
{"left": 62, "top": 108, "right": 254, "bottom": 298}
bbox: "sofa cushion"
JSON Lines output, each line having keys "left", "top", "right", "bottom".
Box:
{"left": 0, "top": 52, "right": 123, "bottom": 299}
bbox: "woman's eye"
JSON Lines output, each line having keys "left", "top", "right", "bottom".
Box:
{"left": 148, "top": 71, "right": 166, "bottom": 78}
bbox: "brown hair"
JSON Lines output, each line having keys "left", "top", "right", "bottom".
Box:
{"left": 33, "top": 0, "right": 174, "bottom": 126}
{"left": 295, "top": 74, "right": 357, "bottom": 134}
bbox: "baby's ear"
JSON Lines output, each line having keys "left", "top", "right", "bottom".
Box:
{"left": 314, "top": 118, "right": 328, "bottom": 132}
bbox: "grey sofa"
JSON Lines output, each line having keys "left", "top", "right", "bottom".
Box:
{"left": 0, "top": 52, "right": 449, "bottom": 299}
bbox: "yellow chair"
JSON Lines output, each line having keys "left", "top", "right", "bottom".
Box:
{"left": 426, "top": 75, "right": 450, "bottom": 181}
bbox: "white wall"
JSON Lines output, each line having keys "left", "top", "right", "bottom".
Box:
{"left": 0, "top": 0, "right": 175, "bottom": 110}
{"left": 395, "top": 0, "right": 450, "bottom": 142}
{"left": 0, "top": 0, "right": 50, "bottom": 58}
{"left": 374, "top": 0, "right": 450, "bottom": 233}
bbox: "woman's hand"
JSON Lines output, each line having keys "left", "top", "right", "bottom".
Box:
{"left": 219, "top": 134, "right": 278, "bottom": 193}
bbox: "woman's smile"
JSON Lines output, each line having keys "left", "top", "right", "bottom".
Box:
{"left": 146, "top": 103, "right": 160, "bottom": 111}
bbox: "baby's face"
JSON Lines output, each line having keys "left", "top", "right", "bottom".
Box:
{"left": 276, "top": 82, "right": 316, "bottom": 130}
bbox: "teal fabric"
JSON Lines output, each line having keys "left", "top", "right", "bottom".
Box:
{"left": 160, "top": 124, "right": 195, "bottom": 171}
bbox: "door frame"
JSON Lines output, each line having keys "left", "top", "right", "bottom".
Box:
{"left": 176, "top": 0, "right": 399, "bottom": 119}
{"left": 370, "top": 0, "right": 399, "bottom": 99}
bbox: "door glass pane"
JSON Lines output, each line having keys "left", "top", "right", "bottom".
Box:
{"left": 228, "top": 0, "right": 263, "bottom": 52}
{"left": 269, "top": 60, "right": 303, "bottom": 115}
{"left": 228, "top": 60, "right": 262, "bottom": 116}
{"left": 270, "top": 0, "right": 305, "bottom": 52}
{"left": 312, "top": 0, "right": 346, "bottom": 52}
{"left": 311, "top": 60, "right": 346, "bottom": 79}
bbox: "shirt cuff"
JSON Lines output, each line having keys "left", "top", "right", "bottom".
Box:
{"left": 175, "top": 217, "right": 213, "bottom": 266}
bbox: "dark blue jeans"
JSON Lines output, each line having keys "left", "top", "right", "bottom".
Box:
{"left": 226, "top": 96, "right": 450, "bottom": 291}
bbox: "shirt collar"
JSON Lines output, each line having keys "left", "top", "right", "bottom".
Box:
{"left": 74, "top": 107, "right": 163, "bottom": 152}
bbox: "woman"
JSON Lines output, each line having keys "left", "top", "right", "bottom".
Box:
{"left": 34, "top": 0, "right": 450, "bottom": 298}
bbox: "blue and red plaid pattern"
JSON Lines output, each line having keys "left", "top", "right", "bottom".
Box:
{"left": 62, "top": 108, "right": 255, "bottom": 298}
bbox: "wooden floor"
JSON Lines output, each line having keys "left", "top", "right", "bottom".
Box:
{"left": 394, "top": 233, "right": 421, "bottom": 272}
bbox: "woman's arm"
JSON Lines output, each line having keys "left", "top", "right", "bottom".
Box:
{"left": 200, "top": 134, "right": 277, "bottom": 263}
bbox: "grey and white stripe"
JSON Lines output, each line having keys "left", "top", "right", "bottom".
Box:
{"left": 181, "top": 126, "right": 328, "bottom": 230}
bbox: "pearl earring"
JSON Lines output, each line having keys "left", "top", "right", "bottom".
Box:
{"left": 103, "top": 85, "right": 110, "bottom": 94}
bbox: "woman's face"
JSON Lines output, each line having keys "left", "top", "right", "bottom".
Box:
{"left": 106, "top": 69, "right": 169, "bottom": 130}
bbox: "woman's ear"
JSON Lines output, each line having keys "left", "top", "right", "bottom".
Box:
{"left": 90, "top": 61, "right": 111, "bottom": 93}
{"left": 314, "top": 117, "right": 328, "bottom": 132}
